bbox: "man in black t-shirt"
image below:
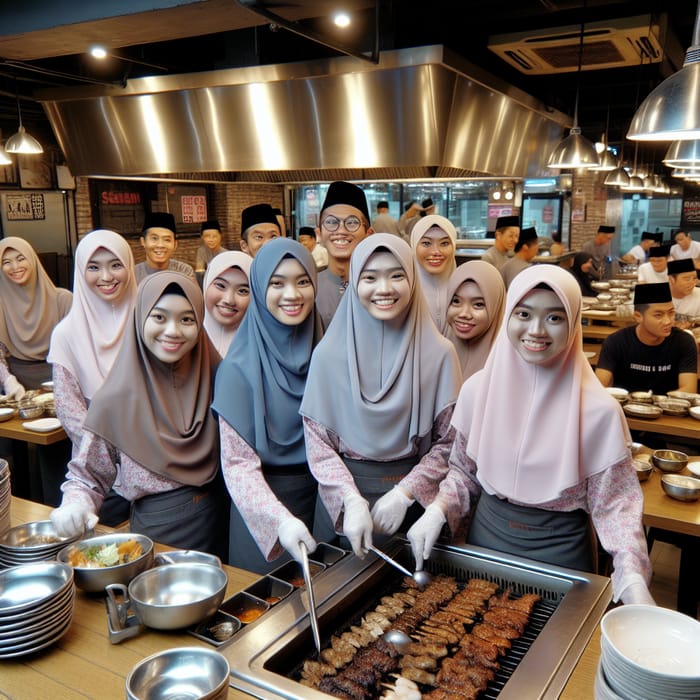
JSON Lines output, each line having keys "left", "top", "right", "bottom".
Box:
{"left": 595, "top": 282, "right": 697, "bottom": 394}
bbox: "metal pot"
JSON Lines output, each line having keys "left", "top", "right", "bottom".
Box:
{"left": 106, "top": 563, "right": 227, "bottom": 630}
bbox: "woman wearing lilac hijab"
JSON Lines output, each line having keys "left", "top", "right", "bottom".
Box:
{"left": 408, "top": 264, "right": 654, "bottom": 606}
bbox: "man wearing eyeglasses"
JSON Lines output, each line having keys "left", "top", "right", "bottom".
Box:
{"left": 315, "top": 181, "right": 373, "bottom": 329}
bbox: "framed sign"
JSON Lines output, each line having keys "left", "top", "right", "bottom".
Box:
{"left": 6, "top": 193, "right": 45, "bottom": 221}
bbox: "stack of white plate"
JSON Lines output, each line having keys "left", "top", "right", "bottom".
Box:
{"left": 0, "top": 520, "right": 80, "bottom": 569}
{"left": 600, "top": 605, "right": 700, "bottom": 700}
{"left": 0, "top": 561, "right": 75, "bottom": 658}
{"left": 0, "top": 460, "right": 10, "bottom": 539}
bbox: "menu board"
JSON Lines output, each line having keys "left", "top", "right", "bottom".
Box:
{"left": 91, "top": 180, "right": 156, "bottom": 236}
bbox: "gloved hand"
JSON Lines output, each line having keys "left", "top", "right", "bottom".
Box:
{"left": 620, "top": 581, "right": 656, "bottom": 606}
{"left": 371, "top": 486, "right": 414, "bottom": 535}
{"left": 3, "top": 375, "right": 25, "bottom": 401}
{"left": 342, "top": 492, "right": 373, "bottom": 558}
{"left": 406, "top": 503, "right": 446, "bottom": 571}
{"left": 277, "top": 515, "right": 317, "bottom": 564}
{"left": 50, "top": 503, "right": 98, "bottom": 538}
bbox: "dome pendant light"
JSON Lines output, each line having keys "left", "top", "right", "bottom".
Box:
{"left": 663, "top": 139, "right": 700, "bottom": 168}
{"left": 628, "top": 0, "right": 700, "bottom": 140}
{"left": 548, "top": 4, "right": 598, "bottom": 169}
{"left": 5, "top": 92, "right": 43, "bottom": 155}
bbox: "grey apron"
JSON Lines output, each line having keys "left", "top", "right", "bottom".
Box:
{"left": 8, "top": 357, "right": 52, "bottom": 390}
{"left": 228, "top": 463, "right": 317, "bottom": 574}
{"left": 313, "top": 455, "right": 425, "bottom": 550}
{"left": 131, "top": 470, "right": 229, "bottom": 561}
{"left": 467, "top": 490, "right": 594, "bottom": 573}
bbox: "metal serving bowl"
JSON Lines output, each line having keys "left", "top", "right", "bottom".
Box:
{"left": 17, "top": 403, "right": 44, "bottom": 420}
{"left": 58, "top": 533, "right": 154, "bottom": 593}
{"left": 122, "top": 563, "right": 227, "bottom": 630}
{"left": 606, "top": 387, "right": 629, "bottom": 403}
{"left": 633, "top": 458, "right": 654, "bottom": 482}
{"left": 655, "top": 398, "right": 690, "bottom": 416}
{"left": 0, "top": 407, "right": 16, "bottom": 422}
{"left": 126, "top": 646, "right": 230, "bottom": 700}
{"left": 660, "top": 474, "right": 700, "bottom": 502}
{"left": 154, "top": 549, "right": 222, "bottom": 568}
{"left": 652, "top": 449, "right": 688, "bottom": 474}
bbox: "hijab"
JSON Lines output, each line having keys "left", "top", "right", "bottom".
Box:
{"left": 570, "top": 251, "right": 597, "bottom": 297}
{"left": 212, "top": 238, "right": 321, "bottom": 465}
{"left": 453, "top": 265, "right": 630, "bottom": 504}
{"left": 203, "top": 251, "right": 252, "bottom": 357}
{"left": 301, "top": 234, "right": 462, "bottom": 460}
{"left": 48, "top": 230, "right": 137, "bottom": 400}
{"left": 443, "top": 260, "right": 506, "bottom": 381}
{"left": 84, "top": 271, "right": 219, "bottom": 486}
{"left": 410, "top": 214, "right": 457, "bottom": 332}
{"left": 0, "top": 237, "right": 72, "bottom": 361}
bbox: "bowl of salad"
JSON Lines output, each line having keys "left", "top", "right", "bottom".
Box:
{"left": 58, "top": 532, "right": 154, "bottom": 593}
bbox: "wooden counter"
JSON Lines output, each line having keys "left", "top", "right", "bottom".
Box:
{"left": 627, "top": 412, "right": 700, "bottom": 442}
{"left": 5, "top": 492, "right": 695, "bottom": 700}
{"left": 2, "top": 497, "right": 257, "bottom": 700}
{"left": 0, "top": 415, "right": 66, "bottom": 445}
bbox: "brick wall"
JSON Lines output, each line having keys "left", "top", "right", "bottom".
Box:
{"left": 74, "top": 178, "right": 284, "bottom": 267}
{"left": 570, "top": 169, "right": 623, "bottom": 254}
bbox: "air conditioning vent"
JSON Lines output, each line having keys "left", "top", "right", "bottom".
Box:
{"left": 488, "top": 14, "right": 666, "bottom": 75}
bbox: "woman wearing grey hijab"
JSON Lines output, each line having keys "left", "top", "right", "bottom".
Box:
{"left": 300, "top": 234, "right": 461, "bottom": 558}
{"left": 212, "top": 238, "right": 323, "bottom": 573}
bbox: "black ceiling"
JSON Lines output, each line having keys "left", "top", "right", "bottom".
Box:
{"left": 1, "top": 0, "right": 698, "bottom": 172}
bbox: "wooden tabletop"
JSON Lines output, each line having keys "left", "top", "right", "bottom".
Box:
{"left": 0, "top": 415, "right": 67, "bottom": 445}
{"left": 626, "top": 412, "right": 700, "bottom": 441}
{"left": 2, "top": 497, "right": 257, "bottom": 700}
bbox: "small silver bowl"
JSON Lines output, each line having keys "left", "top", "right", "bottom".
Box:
{"left": 629, "top": 390, "right": 653, "bottom": 404}
{"left": 633, "top": 459, "right": 653, "bottom": 482}
{"left": 17, "top": 404, "right": 44, "bottom": 420}
{"left": 660, "top": 474, "right": 700, "bottom": 502}
{"left": 126, "top": 646, "right": 230, "bottom": 700}
{"left": 652, "top": 449, "right": 688, "bottom": 473}
{"left": 656, "top": 398, "right": 690, "bottom": 416}
{"left": 0, "top": 407, "right": 16, "bottom": 422}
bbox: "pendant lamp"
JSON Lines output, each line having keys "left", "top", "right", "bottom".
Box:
{"left": 0, "top": 134, "right": 12, "bottom": 166}
{"left": 548, "top": 4, "right": 598, "bottom": 169}
{"left": 663, "top": 139, "right": 700, "bottom": 168}
{"left": 604, "top": 166, "right": 631, "bottom": 187}
{"left": 628, "top": 0, "right": 700, "bottom": 140}
{"left": 5, "top": 93, "right": 43, "bottom": 155}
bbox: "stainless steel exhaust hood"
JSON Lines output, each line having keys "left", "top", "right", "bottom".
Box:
{"left": 39, "top": 45, "right": 570, "bottom": 182}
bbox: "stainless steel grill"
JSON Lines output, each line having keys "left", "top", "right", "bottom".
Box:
{"left": 222, "top": 538, "right": 611, "bottom": 700}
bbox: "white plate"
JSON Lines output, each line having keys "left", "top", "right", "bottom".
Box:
{"left": 21, "top": 418, "right": 62, "bottom": 433}
{"left": 33, "top": 392, "right": 54, "bottom": 405}
{"left": 687, "top": 461, "right": 700, "bottom": 477}
{"left": 40, "top": 381, "right": 54, "bottom": 392}
{"left": 584, "top": 351, "right": 597, "bottom": 359}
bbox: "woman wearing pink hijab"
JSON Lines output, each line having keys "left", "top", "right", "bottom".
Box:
{"left": 408, "top": 264, "right": 654, "bottom": 607}
{"left": 49, "top": 229, "right": 137, "bottom": 517}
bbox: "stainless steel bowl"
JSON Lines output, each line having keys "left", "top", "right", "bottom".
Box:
{"left": 57, "top": 532, "right": 154, "bottom": 593}
{"left": 0, "top": 407, "right": 16, "bottom": 422}
{"left": 17, "top": 404, "right": 44, "bottom": 420}
{"left": 633, "top": 458, "right": 653, "bottom": 482}
{"left": 652, "top": 449, "right": 688, "bottom": 473}
{"left": 0, "top": 520, "right": 74, "bottom": 551}
{"left": 656, "top": 398, "right": 690, "bottom": 416}
{"left": 660, "top": 474, "right": 700, "bottom": 502}
{"left": 126, "top": 646, "right": 230, "bottom": 700}
{"left": 154, "top": 549, "right": 222, "bottom": 568}
{"left": 124, "top": 563, "right": 227, "bottom": 630}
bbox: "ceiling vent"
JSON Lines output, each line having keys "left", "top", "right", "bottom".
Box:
{"left": 488, "top": 14, "right": 666, "bottom": 75}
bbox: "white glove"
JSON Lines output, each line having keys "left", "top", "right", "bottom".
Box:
{"left": 406, "top": 503, "right": 446, "bottom": 571}
{"left": 620, "top": 581, "right": 656, "bottom": 606}
{"left": 3, "top": 375, "right": 25, "bottom": 401}
{"left": 342, "top": 492, "right": 373, "bottom": 558}
{"left": 371, "top": 486, "right": 414, "bottom": 535}
{"left": 277, "top": 515, "right": 317, "bottom": 564}
{"left": 50, "top": 503, "right": 98, "bottom": 538}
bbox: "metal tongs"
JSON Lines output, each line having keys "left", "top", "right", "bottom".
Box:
{"left": 299, "top": 541, "right": 322, "bottom": 657}
{"left": 368, "top": 544, "right": 432, "bottom": 589}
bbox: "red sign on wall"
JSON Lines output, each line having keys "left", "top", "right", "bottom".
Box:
{"left": 181, "top": 195, "right": 207, "bottom": 224}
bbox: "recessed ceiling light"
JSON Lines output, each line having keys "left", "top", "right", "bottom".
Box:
{"left": 333, "top": 12, "right": 351, "bottom": 28}
{"left": 90, "top": 46, "right": 108, "bottom": 60}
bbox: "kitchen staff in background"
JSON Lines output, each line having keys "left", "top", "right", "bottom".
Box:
{"left": 239, "top": 203, "right": 282, "bottom": 258}
{"left": 500, "top": 226, "right": 539, "bottom": 289}
{"left": 637, "top": 243, "right": 670, "bottom": 284}
{"left": 213, "top": 239, "right": 322, "bottom": 573}
{"left": 135, "top": 211, "right": 196, "bottom": 284}
{"left": 195, "top": 219, "right": 228, "bottom": 274}
{"left": 301, "top": 235, "right": 461, "bottom": 558}
{"left": 407, "top": 265, "right": 655, "bottom": 607}
{"left": 315, "top": 181, "right": 373, "bottom": 329}
{"left": 405, "top": 197, "right": 436, "bottom": 240}
{"left": 398, "top": 200, "right": 420, "bottom": 243}
{"left": 443, "top": 260, "right": 506, "bottom": 382}
{"left": 48, "top": 230, "right": 137, "bottom": 521}
{"left": 670, "top": 229, "right": 700, "bottom": 267}
{"left": 621, "top": 231, "right": 656, "bottom": 265}
{"left": 371, "top": 200, "right": 401, "bottom": 237}
{"left": 581, "top": 224, "right": 615, "bottom": 280}
{"left": 410, "top": 214, "right": 457, "bottom": 331}
{"left": 481, "top": 215, "right": 519, "bottom": 271}
{"left": 202, "top": 251, "right": 252, "bottom": 357}
{"left": 50, "top": 272, "right": 227, "bottom": 558}
{"left": 0, "top": 237, "right": 73, "bottom": 501}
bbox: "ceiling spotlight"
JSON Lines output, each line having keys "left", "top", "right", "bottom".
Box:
{"left": 492, "top": 190, "right": 502, "bottom": 200}
{"left": 89, "top": 46, "right": 108, "bottom": 60}
{"left": 504, "top": 189, "right": 514, "bottom": 201}
{"left": 333, "top": 12, "right": 351, "bottom": 28}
